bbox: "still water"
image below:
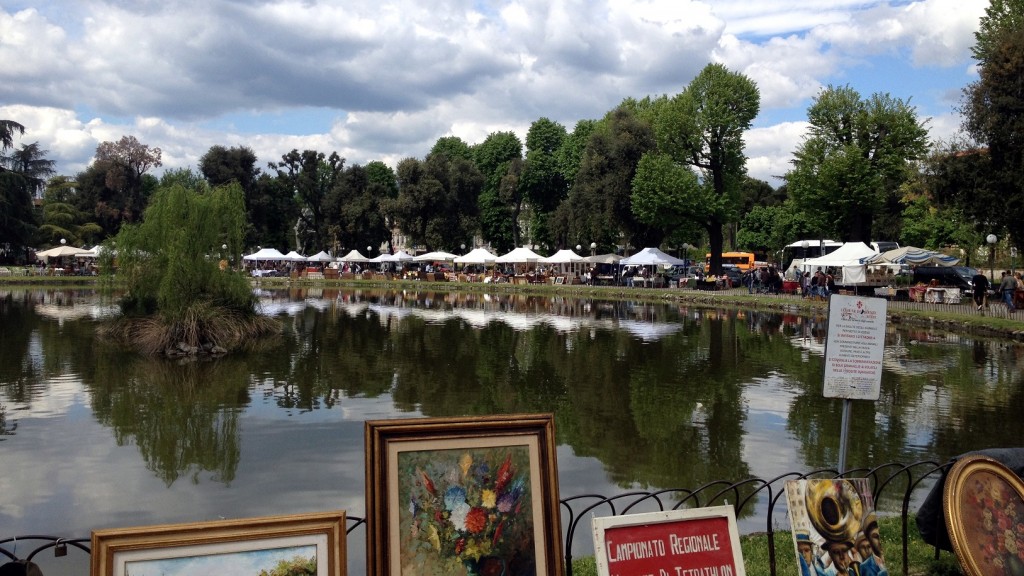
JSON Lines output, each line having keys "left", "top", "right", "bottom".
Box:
{"left": 2, "top": 287, "right": 1023, "bottom": 574}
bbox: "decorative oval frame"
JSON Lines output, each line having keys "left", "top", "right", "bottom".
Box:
{"left": 943, "top": 454, "right": 1024, "bottom": 576}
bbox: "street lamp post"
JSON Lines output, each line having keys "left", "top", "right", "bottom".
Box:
{"left": 590, "top": 242, "right": 597, "bottom": 257}
{"left": 988, "top": 234, "right": 998, "bottom": 282}
{"left": 681, "top": 243, "right": 691, "bottom": 266}
{"left": 1012, "top": 247, "right": 1017, "bottom": 274}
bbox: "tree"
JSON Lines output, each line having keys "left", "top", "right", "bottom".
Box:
{"left": 324, "top": 162, "right": 393, "bottom": 254}
{"left": 566, "top": 105, "right": 658, "bottom": 251}
{"left": 102, "top": 178, "right": 278, "bottom": 355}
{"left": 647, "top": 63, "right": 760, "bottom": 273}
{"left": 386, "top": 154, "right": 482, "bottom": 251}
{"left": 473, "top": 132, "right": 523, "bottom": 251}
{"left": 962, "top": 27, "right": 1024, "bottom": 245}
{"left": 93, "top": 135, "right": 163, "bottom": 224}
{"left": 972, "top": 0, "right": 1024, "bottom": 64}
{"left": 0, "top": 135, "right": 50, "bottom": 259}
{"left": 200, "top": 145, "right": 262, "bottom": 247}
{"left": 520, "top": 118, "right": 569, "bottom": 247}
{"left": 37, "top": 175, "right": 104, "bottom": 247}
{"left": 268, "top": 149, "right": 345, "bottom": 253}
{"left": 0, "top": 120, "right": 25, "bottom": 155}
{"left": 786, "top": 85, "right": 929, "bottom": 244}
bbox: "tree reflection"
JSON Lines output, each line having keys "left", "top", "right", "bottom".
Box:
{"left": 86, "top": 356, "right": 250, "bottom": 486}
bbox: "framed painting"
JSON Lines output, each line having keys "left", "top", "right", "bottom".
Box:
{"left": 943, "top": 454, "right": 1024, "bottom": 576}
{"left": 365, "top": 413, "right": 563, "bottom": 576}
{"left": 90, "top": 510, "right": 346, "bottom": 576}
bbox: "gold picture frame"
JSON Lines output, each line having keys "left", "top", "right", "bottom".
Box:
{"left": 943, "top": 454, "right": 1024, "bottom": 576}
{"left": 365, "top": 413, "right": 564, "bottom": 576}
{"left": 91, "top": 510, "right": 346, "bottom": 576}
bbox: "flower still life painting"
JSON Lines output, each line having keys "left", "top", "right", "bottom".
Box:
{"left": 944, "top": 455, "right": 1024, "bottom": 576}
{"left": 399, "top": 445, "right": 535, "bottom": 575}
{"left": 365, "top": 414, "right": 562, "bottom": 576}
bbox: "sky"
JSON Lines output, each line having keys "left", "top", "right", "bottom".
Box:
{"left": 0, "top": 0, "right": 988, "bottom": 188}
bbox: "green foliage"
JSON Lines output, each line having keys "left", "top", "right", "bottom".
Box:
{"left": 268, "top": 149, "right": 345, "bottom": 253}
{"left": 962, "top": 26, "right": 1024, "bottom": 247}
{"left": 473, "top": 131, "right": 524, "bottom": 248}
{"left": 630, "top": 151, "right": 703, "bottom": 231}
{"left": 652, "top": 63, "right": 760, "bottom": 271}
{"left": 256, "top": 555, "right": 316, "bottom": 576}
{"left": 111, "top": 180, "right": 253, "bottom": 319}
{"left": 387, "top": 155, "right": 482, "bottom": 251}
{"left": 568, "top": 105, "right": 659, "bottom": 249}
{"left": 972, "top": 0, "right": 1024, "bottom": 64}
{"left": 787, "top": 86, "right": 929, "bottom": 243}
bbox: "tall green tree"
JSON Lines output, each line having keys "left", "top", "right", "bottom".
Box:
{"left": 473, "top": 132, "right": 523, "bottom": 251}
{"left": 386, "top": 154, "right": 482, "bottom": 252}
{"left": 199, "top": 145, "right": 262, "bottom": 247}
{"left": 962, "top": 27, "right": 1024, "bottom": 245}
{"left": 38, "top": 175, "right": 104, "bottom": 247}
{"left": 520, "top": 118, "right": 568, "bottom": 248}
{"left": 268, "top": 149, "right": 345, "bottom": 253}
{"left": 0, "top": 120, "right": 25, "bottom": 152}
{"left": 633, "top": 64, "right": 760, "bottom": 271}
{"left": 0, "top": 133, "right": 49, "bottom": 258}
{"left": 566, "top": 105, "right": 658, "bottom": 251}
{"left": 93, "top": 135, "right": 163, "bottom": 225}
{"left": 973, "top": 0, "right": 1024, "bottom": 64}
{"left": 786, "top": 85, "right": 929, "bottom": 244}
{"left": 324, "top": 162, "right": 393, "bottom": 254}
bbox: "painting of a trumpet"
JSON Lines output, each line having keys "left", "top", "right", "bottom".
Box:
{"left": 785, "top": 478, "right": 888, "bottom": 576}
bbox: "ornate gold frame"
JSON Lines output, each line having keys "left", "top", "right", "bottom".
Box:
{"left": 943, "top": 454, "right": 1024, "bottom": 576}
{"left": 90, "top": 510, "right": 346, "bottom": 576}
{"left": 364, "top": 413, "right": 563, "bottom": 576}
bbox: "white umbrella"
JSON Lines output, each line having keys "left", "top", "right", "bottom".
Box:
{"left": 392, "top": 250, "right": 415, "bottom": 262}
{"left": 338, "top": 249, "right": 369, "bottom": 263}
{"left": 495, "top": 246, "right": 544, "bottom": 263}
{"left": 414, "top": 251, "right": 460, "bottom": 262}
{"left": 36, "top": 245, "right": 90, "bottom": 261}
{"left": 454, "top": 248, "right": 498, "bottom": 265}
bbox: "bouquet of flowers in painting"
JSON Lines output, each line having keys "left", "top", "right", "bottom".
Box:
{"left": 961, "top": 470, "right": 1024, "bottom": 575}
{"left": 398, "top": 445, "right": 535, "bottom": 575}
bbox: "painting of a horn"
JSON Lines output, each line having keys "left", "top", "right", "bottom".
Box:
{"left": 805, "top": 479, "right": 864, "bottom": 544}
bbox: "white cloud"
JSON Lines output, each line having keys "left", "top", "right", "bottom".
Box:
{"left": 0, "top": 0, "right": 985, "bottom": 187}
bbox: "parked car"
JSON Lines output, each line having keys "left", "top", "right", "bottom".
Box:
{"left": 911, "top": 266, "right": 985, "bottom": 292}
{"left": 719, "top": 264, "right": 745, "bottom": 287}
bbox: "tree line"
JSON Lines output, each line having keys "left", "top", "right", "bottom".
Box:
{"left": 2, "top": 4, "right": 1022, "bottom": 272}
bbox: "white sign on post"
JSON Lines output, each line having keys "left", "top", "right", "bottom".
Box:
{"left": 823, "top": 294, "right": 887, "bottom": 400}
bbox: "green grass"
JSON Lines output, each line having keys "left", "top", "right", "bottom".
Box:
{"left": 570, "top": 515, "right": 964, "bottom": 576}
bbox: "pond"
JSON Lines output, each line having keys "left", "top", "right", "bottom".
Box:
{"left": 2, "top": 287, "right": 1022, "bottom": 574}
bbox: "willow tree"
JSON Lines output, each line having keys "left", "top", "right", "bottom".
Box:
{"left": 101, "top": 178, "right": 279, "bottom": 356}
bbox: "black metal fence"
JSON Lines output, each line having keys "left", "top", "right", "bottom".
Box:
{"left": 2, "top": 460, "right": 955, "bottom": 576}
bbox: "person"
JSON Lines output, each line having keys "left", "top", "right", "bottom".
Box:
{"left": 822, "top": 539, "right": 859, "bottom": 576}
{"left": 795, "top": 532, "right": 825, "bottom": 576}
{"left": 802, "top": 271, "right": 811, "bottom": 298}
{"left": 999, "top": 270, "right": 1017, "bottom": 313}
{"left": 972, "top": 270, "right": 989, "bottom": 310}
{"left": 854, "top": 530, "right": 887, "bottom": 576}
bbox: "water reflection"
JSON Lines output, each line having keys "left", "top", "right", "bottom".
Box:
{"left": 3, "top": 288, "right": 1024, "bottom": 543}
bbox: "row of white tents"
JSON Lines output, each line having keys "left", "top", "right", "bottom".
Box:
{"left": 241, "top": 245, "right": 690, "bottom": 267}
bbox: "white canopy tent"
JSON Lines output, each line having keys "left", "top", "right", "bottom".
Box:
{"left": 243, "top": 248, "right": 286, "bottom": 261}
{"left": 584, "top": 253, "right": 623, "bottom": 265}
{"left": 306, "top": 251, "right": 333, "bottom": 263}
{"left": 863, "top": 246, "right": 959, "bottom": 267}
{"left": 283, "top": 250, "right": 307, "bottom": 262}
{"left": 391, "top": 250, "right": 415, "bottom": 262}
{"left": 454, "top": 248, "right": 498, "bottom": 265}
{"left": 338, "top": 249, "right": 369, "bottom": 263}
{"left": 619, "top": 247, "right": 686, "bottom": 267}
{"left": 801, "top": 241, "right": 878, "bottom": 284}
{"left": 541, "top": 249, "right": 583, "bottom": 264}
{"left": 495, "top": 247, "right": 544, "bottom": 263}
{"left": 414, "top": 251, "right": 459, "bottom": 262}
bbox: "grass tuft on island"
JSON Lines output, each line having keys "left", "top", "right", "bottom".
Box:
{"left": 98, "top": 299, "right": 281, "bottom": 357}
